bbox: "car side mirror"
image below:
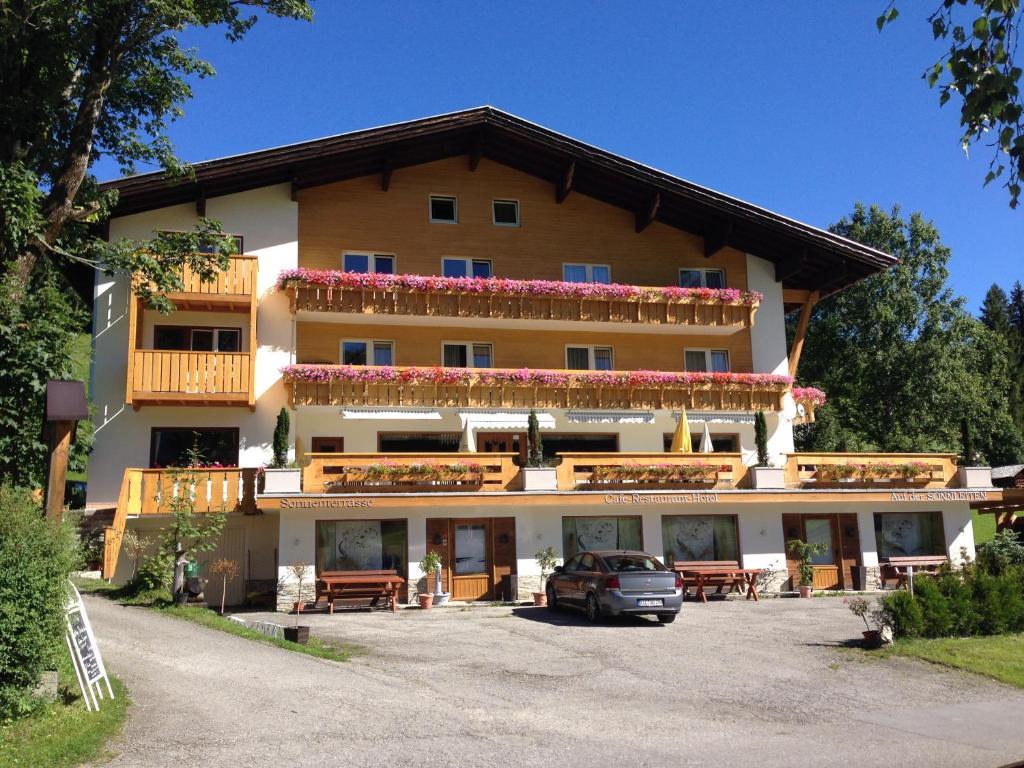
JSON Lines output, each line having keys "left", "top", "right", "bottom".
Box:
{"left": 553, "top": 565, "right": 564, "bottom": 574}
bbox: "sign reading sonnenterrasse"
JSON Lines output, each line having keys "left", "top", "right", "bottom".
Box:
{"left": 65, "top": 582, "right": 114, "bottom": 711}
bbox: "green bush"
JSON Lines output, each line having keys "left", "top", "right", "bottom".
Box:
{"left": 880, "top": 590, "right": 924, "bottom": 638}
{"left": 0, "top": 487, "right": 80, "bottom": 721}
{"left": 935, "top": 569, "right": 978, "bottom": 636}
{"left": 977, "top": 530, "right": 1024, "bottom": 575}
{"left": 912, "top": 577, "right": 953, "bottom": 637}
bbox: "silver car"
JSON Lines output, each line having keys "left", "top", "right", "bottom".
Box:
{"left": 545, "top": 550, "right": 683, "bottom": 624}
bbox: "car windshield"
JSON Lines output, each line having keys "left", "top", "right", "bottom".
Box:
{"left": 602, "top": 555, "right": 664, "bottom": 572}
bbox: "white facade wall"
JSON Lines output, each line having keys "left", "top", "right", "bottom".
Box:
{"left": 88, "top": 184, "right": 297, "bottom": 507}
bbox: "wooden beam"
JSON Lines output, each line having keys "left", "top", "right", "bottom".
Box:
{"left": 195, "top": 190, "right": 206, "bottom": 217}
{"left": 788, "top": 290, "right": 820, "bottom": 380}
{"left": 45, "top": 420, "right": 74, "bottom": 522}
{"left": 468, "top": 133, "right": 483, "bottom": 171}
{"left": 290, "top": 177, "right": 299, "bottom": 202}
{"left": 634, "top": 192, "right": 661, "bottom": 233}
{"left": 782, "top": 288, "right": 811, "bottom": 305}
{"left": 555, "top": 161, "right": 575, "bottom": 203}
{"left": 703, "top": 221, "right": 733, "bottom": 258}
{"left": 381, "top": 160, "right": 392, "bottom": 192}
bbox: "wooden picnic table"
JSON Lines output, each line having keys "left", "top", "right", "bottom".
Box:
{"left": 672, "top": 562, "right": 765, "bottom": 603}
{"left": 314, "top": 570, "right": 406, "bottom": 613}
{"left": 878, "top": 556, "right": 948, "bottom": 589}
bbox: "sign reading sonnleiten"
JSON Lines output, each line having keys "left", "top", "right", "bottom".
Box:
{"left": 65, "top": 582, "right": 114, "bottom": 711}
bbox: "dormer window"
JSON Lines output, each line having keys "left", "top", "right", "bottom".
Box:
{"left": 344, "top": 253, "right": 394, "bottom": 274}
{"left": 680, "top": 268, "right": 725, "bottom": 289}
{"left": 429, "top": 195, "right": 458, "bottom": 223}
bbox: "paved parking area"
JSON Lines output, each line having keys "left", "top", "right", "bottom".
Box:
{"left": 87, "top": 595, "right": 1024, "bottom": 767}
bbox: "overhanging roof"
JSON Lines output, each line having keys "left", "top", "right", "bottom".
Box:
{"left": 99, "top": 106, "right": 897, "bottom": 295}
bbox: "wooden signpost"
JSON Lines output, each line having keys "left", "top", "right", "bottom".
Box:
{"left": 65, "top": 582, "right": 114, "bottom": 711}
{"left": 44, "top": 380, "right": 89, "bottom": 522}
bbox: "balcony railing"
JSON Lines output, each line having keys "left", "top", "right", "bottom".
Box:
{"left": 302, "top": 453, "right": 520, "bottom": 493}
{"left": 555, "top": 452, "right": 746, "bottom": 490}
{"left": 280, "top": 270, "right": 760, "bottom": 330}
{"left": 784, "top": 453, "right": 958, "bottom": 489}
{"left": 128, "top": 350, "right": 253, "bottom": 407}
{"left": 283, "top": 365, "right": 792, "bottom": 411}
{"left": 166, "top": 255, "right": 258, "bottom": 310}
{"left": 103, "top": 467, "right": 258, "bottom": 578}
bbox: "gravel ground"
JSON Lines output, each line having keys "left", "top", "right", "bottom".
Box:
{"left": 85, "top": 595, "right": 1024, "bottom": 768}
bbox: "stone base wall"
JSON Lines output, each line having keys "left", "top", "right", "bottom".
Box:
{"left": 860, "top": 566, "right": 881, "bottom": 592}
{"left": 275, "top": 566, "right": 313, "bottom": 612}
{"left": 516, "top": 575, "right": 542, "bottom": 602}
{"left": 755, "top": 569, "right": 790, "bottom": 594}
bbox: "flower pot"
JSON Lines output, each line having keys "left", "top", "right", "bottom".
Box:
{"left": 862, "top": 630, "right": 883, "bottom": 650}
{"left": 292, "top": 601, "right": 304, "bottom": 614}
{"left": 433, "top": 592, "right": 451, "bottom": 605}
{"left": 284, "top": 626, "right": 309, "bottom": 645}
{"left": 521, "top": 467, "right": 558, "bottom": 491}
{"left": 798, "top": 585, "right": 813, "bottom": 598}
{"left": 418, "top": 593, "right": 434, "bottom": 610}
{"left": 532, "top": 591, "right": 547, "bottom": 607}
{"left": 261, "top": 468, "right": 302, "bottom": 494}
{"left": 958, "top": 466, "right": 992, "bottom": 489}
{"left": 750, "top": 466, "right": 785, "bottom": 489}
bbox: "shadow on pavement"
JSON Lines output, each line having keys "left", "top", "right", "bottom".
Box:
{"left": 511, "top": 606, "right": 671, "bottom": 628}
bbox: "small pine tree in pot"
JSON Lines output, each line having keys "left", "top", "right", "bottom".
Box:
{"left": 521, "top": 410, "right": 557, "bottom": 490}
{"left": 262, "top": 408, "right": 303, "bottom": 493}
{"left": 533, "top": 547, "right": 558, "bottom": 606}
{"left": 272, "top": 408, "right": 290, "bottom": 468}
{"left": 750, "top": 411, "right": 785, "bottom": 488}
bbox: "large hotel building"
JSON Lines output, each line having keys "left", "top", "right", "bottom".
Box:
{"left": 88, "top": 107, "right": 1000, "bottom": 607}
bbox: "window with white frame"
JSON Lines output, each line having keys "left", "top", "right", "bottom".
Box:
{"left": 429, "top": 195, "right": 458, "bottom": 223}
{"left": 341, "top": 340, "right": 394, "bottom": 366}
{"left": 566, "top": 345, "right": 613, "bottom": 371}
{"left": 343, "top": 252, "right": 395, "bottom": 274}
{"left": 492, "top": 200, "right": 520, "bottom": 226}
{"left": 679, "top": 268, "right": 725, "bottom": 289}
{"left": 442, "top": 257, "right": 492, "bottom": 278}
{"left": 563, "top": 263, "right": 611, "bottom": 284}
{"left": 684, "top": 348, "right": 730, "bottom": 373}
{"left": 442, "top": 342, "right": 492, "bottom": 368}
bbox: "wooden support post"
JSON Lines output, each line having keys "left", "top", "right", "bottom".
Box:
{"left": 635, "top": 192, "right": 660, "bottom": 233}
{"left": 788, "top": 291, "right": 820, "bottom": 380}
{"left": 555, "top": 161, "right": 575, "bottom": 204}
{"left": 45, "top": 421, "right": 74, "bottom": 522}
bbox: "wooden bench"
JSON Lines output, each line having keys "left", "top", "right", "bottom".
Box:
{"left": 314, "top": 569, "right": 405, "bottom": 613}
{"left": 878, "top": 556, "right": 948, "bottom": 589}
{"left": 670, "top": 561, "right": 763, "bottom": 602}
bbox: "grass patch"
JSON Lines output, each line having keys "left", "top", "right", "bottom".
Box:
{"left": 0, "top": 647, "right": 128, "bottom": 768}
{"left": 885, "top": 633, "right": 1024, "bottom": 688}
{"left": 972, "top": 509, "right": 997, "bottom": 546}
{"left": 73, "top": 577, "right": 358, "bottom": 662}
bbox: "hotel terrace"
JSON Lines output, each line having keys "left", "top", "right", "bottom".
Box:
{"left": 88, "top": 107, "right": 1004, "bottom": 607}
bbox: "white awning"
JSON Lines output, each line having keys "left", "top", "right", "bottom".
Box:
{"left": 341, "top": 409, "right": 442, "bottom": 420}
{"left": 566, "top": 410, "right": 654, "bottom": 424}
{"left": 457, "top": 411, "right": 556, "bottom": 430}
{"left": 672, "top": 411, "right": 756, "bottom": 424}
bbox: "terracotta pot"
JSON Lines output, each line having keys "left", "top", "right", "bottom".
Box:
{"left": 532, "top": 591, "right": 547, "bottom": 607}
{"left": 862, "top": 630, "right": 883, "bottom": 649}
{"left": 798, "top": 585, "right": 813, "bottom": 598}
{"left": 292, "top": 601, "right": 303, "bottom": 614}
{"left": 418, "top": 593, "right": 434, "bottom": 610}
{"left": 284, "top": 626, "right": 309, "bottom": 645}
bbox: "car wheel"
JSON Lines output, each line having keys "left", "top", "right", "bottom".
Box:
{"left": 657, "top": 613, "right": 677, "bottom": 624}
{"left": 585, "top": 593, "right": 602, "bottom": 623}
{"left": 546, "top": 583, "right": 558, "bottom": 610}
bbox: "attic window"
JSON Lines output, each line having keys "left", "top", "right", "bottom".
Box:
{"left": 430, "top": 195, "right": 457, "bottom": 223}
{"left": 492, "top": 200, "right": 519, "bottom": 226}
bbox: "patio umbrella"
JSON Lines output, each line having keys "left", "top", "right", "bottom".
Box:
{"left": 699, "top": 421, "right": 714, "bottom": 453}
{"left": 670, "top": 409, "right": 692, "bottom": 453}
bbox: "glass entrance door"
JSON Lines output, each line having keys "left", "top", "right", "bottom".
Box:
{"left": 452, "top": 519, "right": 491, "bottom": 600}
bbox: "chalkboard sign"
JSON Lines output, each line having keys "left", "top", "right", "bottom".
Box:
{"left": 65, "top": 582, "right": 114, "bottom": 711}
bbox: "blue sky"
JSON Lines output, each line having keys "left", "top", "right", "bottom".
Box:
{"left": 94, "top": 2, "right": 1023, "bottom": 312}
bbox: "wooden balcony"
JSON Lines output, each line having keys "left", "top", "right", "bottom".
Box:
{"left": 285, "top": 276, "right": 758, "bottom": 331}
{"left": 784, "top": 453, "right": 958, "bottom": 489}
{"left": 556, "top": 453, "right": 746, "bottom": 490}
{"left": 127, "top": 350, "right": 254, "bottom": 407}
{"left": 166, "top": 255, "right": 258, "bottom": 311}
{"left": 302, "top": 453, "right": 520, "bottom": 493}
{"left": 102, "top": 467, "right": 258, "bottom": 578}
{"left": 284, "top": 366, "right": 790, "bottom": 411}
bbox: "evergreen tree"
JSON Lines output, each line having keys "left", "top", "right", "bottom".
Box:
{"left": 981, "top": 284, "right": 1012, "bottom": 336}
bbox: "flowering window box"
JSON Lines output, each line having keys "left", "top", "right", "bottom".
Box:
{"left": 326, "top": 461, "right": 485, "bottom": 493}
{"left": 812, "top": 460, "right": 934, "bottom": 488}
{"left": 585, "top": 462, "right": 722, "bottom": 488}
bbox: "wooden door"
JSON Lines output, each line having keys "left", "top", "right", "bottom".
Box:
{"left": 477, "top": 432, "right": 526, "bottom": 463}
{"left": 804, "top": 516, "right": 840, "bottom": 590}
{"left": 452, "top": 518, "right": 492, "bottom": 600}
{"left": 491, "top": 517, "right": 517, "bottom": 601}
{"left": 198, "top": 526, "right": 246, "bottom": 606}
{"left": 783, "top": 514, "right": 854, "bottom": 591}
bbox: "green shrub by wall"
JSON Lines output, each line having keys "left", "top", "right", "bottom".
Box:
{"left": 0, "top": 487, "right": 79, "bottom": 721}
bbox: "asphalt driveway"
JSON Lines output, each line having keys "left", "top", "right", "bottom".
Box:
{"left": 85, "top": 595, "right": 1024, "bottom": 768}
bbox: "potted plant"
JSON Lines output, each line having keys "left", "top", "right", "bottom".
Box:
{"left": 261, "top": 408, "right": 303, "bottom": 493}
{"left": 418, "top": 551, "right": 442, "bottom": 609}
{"left": 284, "top": 561, "right": 310, "bottom": 644}
{"left": 957, "top": 418, "right": 992, "bottom": 488}
{"left": 845, "top": 596, "right": 884, "bottom": 649}
{"left": 787, "top": 539, "right": 826, "bottom": 597}
{"left": 533, "top": 546, "right": 558, "bottom": 606}
{"left": 521, "top": 410, "right": 557, "bottom": 491}
{"left": 749, "top": 410, "right": 785, "bottom": 488}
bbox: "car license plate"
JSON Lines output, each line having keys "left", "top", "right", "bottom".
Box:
{"left": 637, "top": 598, "right": 663, "bottom": 607}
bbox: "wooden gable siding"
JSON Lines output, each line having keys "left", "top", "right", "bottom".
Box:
{"left": 297, "top": 157, "right": 749, "bottom": 290}
{"left": 296, "top": 321, "right": 754, "bottom": 374}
